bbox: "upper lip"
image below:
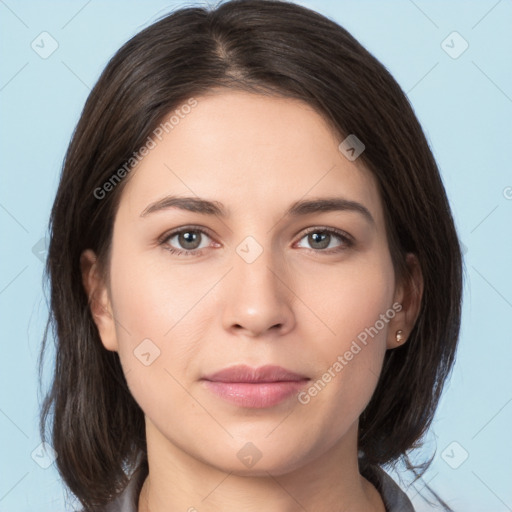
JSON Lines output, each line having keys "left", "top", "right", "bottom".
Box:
{"left": 202, "top": 364, "right": 309, "bottom": 383}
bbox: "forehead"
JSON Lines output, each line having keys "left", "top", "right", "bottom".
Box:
{"left": 117, "top": 90, "right": 384, "bottom": 226}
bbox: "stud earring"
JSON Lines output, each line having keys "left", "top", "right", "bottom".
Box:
{"left": 395, "top": 330, "right": 405, "bottom": 344}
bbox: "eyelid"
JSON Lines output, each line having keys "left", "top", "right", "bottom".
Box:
{"left": 296, "top": 225, "right": 354, "bottom": 243}
{"left": 158, "top": 224, "right": 216, "bottom": 244}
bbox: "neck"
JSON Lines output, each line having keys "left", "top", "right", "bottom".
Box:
{"left": 137, "top": 419, "right": 385, "bottom": 512}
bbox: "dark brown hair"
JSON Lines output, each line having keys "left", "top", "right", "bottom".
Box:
{"left": 40, "top": 1, "right": 463, "bottom": 510}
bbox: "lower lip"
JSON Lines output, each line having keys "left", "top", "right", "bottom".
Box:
{"left": 202, "top": 380, "right": 309, "bottom": 408}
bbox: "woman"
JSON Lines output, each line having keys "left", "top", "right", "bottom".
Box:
{"left": 40, "top": 1, "right": 463, "bottom": 511}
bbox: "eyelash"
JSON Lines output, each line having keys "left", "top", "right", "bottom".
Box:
{"left": 159, "top": 225, "right": 354, "bottom": 257}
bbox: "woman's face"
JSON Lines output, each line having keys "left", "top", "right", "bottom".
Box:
{"left": 84, "top": 90, "right": 412, "bottom": 475}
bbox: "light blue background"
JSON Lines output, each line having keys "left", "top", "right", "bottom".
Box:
{"left": 1, "top": 1, "right": 511, "bottom": 511}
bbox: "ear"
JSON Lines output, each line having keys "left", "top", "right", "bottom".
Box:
{"left": 80, "top": 249, "right": 118, "bottom": 352}
{"left": 387, "top": 253, "right": 424, "bottom": 349}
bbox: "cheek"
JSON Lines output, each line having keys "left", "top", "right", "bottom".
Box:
{"left": 109, "top": 239, "right": 212, "bottom": 342}
{"left": 107, "top": 239, "right": 216, "bottom": 412}
{"left": 296, "top": 249, "right": 395, "bottom": 347}
{"left": 295, "top": 252, "right": 394, "bottom": 414}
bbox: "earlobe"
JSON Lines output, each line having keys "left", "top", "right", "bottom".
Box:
{"left": 395, "top": 329, "right": 406, "bottom": 344}
{"left": 387, "top": 253, "right": 424, "bottom": 349}
{"left": 80, "top": 249, "right": 119, "bottom": 352}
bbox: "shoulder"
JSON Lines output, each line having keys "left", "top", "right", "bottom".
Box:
{"left": 361, "top": 463, "right": 416, "bottom": 512}
{"left": 76, "top": 465, "right": 146, "bottom": 512}
{"left": 107, "top": 467, "right": 146, "bottom": 512}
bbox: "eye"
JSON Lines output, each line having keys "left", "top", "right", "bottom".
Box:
{"left": 159, "top": 226, "right": 353, "bottom": 257}
{"left": 160, "top": 227, "right": 214, "bottom": 256}
{"left": 295, "top": 227, "right": 353, "bottom": 253}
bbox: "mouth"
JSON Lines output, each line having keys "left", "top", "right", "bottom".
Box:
{"left": 201, "top": 364, "right": 310, "bottom": 408}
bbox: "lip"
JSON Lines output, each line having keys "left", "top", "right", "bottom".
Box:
{"left": 201, "top": 365, "right": 310, "bottom": 408}
{"left": 202, "top": 364, "right": 308, "bottom": 383}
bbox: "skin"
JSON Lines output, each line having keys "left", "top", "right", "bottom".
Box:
{"left": 81, "top": 90, "right": 423, "bottom": 512}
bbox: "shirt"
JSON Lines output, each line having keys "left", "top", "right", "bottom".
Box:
{"left": 102, "top": 463, "right": 415, "bottom": 512}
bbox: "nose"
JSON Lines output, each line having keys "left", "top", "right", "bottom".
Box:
{"left": 221, "top": 243, "right": 296, "bottom": 338}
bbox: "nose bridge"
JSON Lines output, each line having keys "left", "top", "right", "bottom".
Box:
{"left": 221, "top": 233, "right": 295, "bottom": 335}
{"left": 234, "top": 233, "right": 286, "bottom": 302}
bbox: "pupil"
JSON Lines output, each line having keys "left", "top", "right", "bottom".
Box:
{"left": 310, "top": 232, "right": 329, "bottom": 249}
{"left": 180, "top": 231, "right": 199, "bottom": 249}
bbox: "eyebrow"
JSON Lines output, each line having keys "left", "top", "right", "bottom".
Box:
{"left": 140, "top": 195, "right": 375, "bottom": 225}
